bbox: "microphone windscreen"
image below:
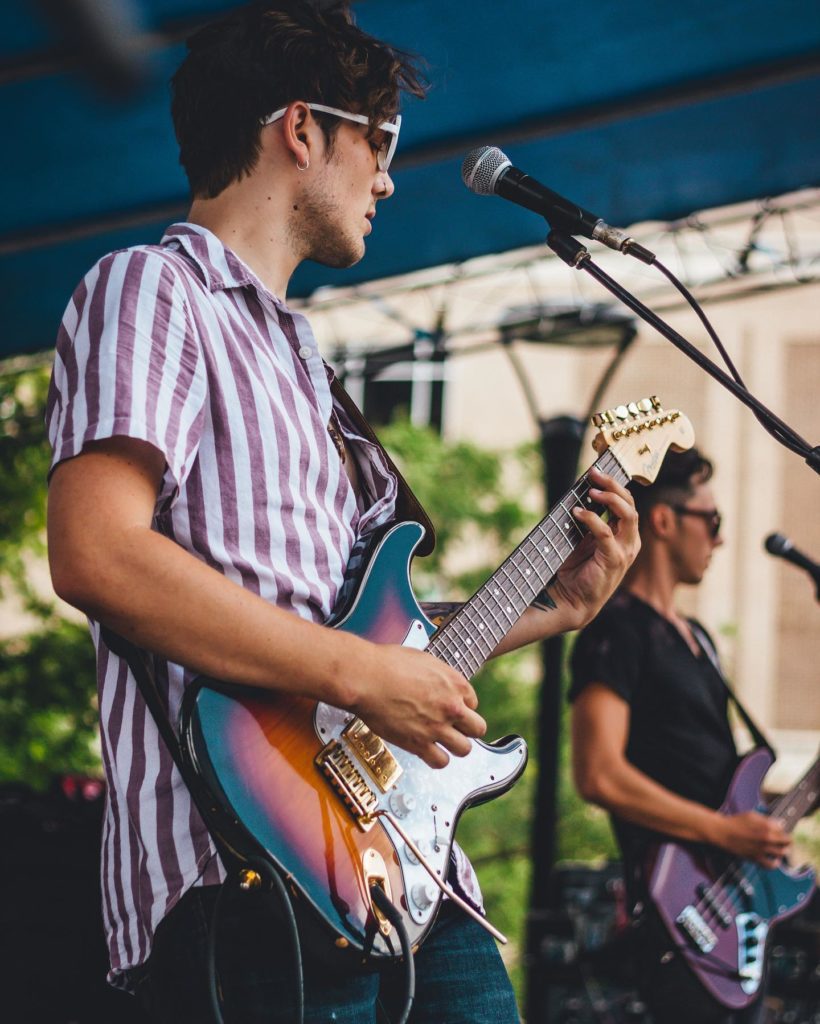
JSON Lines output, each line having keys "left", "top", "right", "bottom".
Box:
{"left": 461, "top": 146, "right": 511, "bottom": 195}
{"left": 764, "top": 532, "right": 791, "bottom": 556}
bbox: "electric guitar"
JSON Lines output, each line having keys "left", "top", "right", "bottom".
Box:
{"left": 646, "top": 746, "right": 819, "bottom": 1009}
{"left": 179, "top": 397, "right": 694, "bottom": 965}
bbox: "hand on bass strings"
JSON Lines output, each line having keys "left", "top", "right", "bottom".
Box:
{"left": 713, "top": 810, "right": 792, "bottom": 867}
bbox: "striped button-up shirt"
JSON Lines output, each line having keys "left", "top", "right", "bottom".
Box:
{"left": 46, "top": 223, "right": 416, "bottom": 984}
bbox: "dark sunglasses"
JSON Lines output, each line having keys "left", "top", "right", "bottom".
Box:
{"left": 672, "top": 505, "right": 722, "bottom": 539}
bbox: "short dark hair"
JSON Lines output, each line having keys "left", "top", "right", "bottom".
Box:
{"left": 630, "top": 447, "right": 714, "bottom": 525}
{"left": 171, "top": 0, "right": 427, "bottom": 198}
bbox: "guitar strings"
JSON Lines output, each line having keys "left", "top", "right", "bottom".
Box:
{"left": 428, "top": 450, "right": 627, "bottom": 675}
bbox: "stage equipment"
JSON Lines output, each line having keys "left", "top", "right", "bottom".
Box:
{"left": 0, "top": 776, "right": 145, "bottom": 1023}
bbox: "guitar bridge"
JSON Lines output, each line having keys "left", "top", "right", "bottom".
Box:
{"left": 342, "top": 720, "right": 402, "bottom": 792}
{"left": 315, "top": 740, "right": 378, "bottom": 830}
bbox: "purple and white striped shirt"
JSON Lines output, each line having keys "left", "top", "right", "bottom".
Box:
{"left": 46, "top": 222, "right": 483, "bottom": 986}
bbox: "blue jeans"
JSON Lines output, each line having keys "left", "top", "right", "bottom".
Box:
{"left": 131, "top": 885, "right": 520, "bottom": 1023}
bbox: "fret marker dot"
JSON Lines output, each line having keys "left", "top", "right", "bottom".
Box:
{"left": 493, "top": 588, "right": 500, "bottom": 596}
{"left": 525, "top": 568, "right": 531, "bottom": 576}
{"left": 506, "top": 606, "right": 512, "bottom": 614}
{"left": 479, "top": 624, "right": 485, "bottom": 631}
{"left": 564, "top": 523, "right": 570, "bottom": 530}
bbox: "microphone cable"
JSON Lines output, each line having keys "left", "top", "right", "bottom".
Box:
{"left": 648, "top": 257, "right": 812, "bottom": 460}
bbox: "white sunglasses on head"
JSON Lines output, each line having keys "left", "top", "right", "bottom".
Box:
{"left": 261, "top": 103, "right": 401, "bottom": 172}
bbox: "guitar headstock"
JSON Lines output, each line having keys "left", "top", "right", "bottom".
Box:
{"left": 591, "top": 397, "right": 695, "bottom": 485}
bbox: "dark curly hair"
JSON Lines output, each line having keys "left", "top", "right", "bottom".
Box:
{"left": 630, "top": 447, "right": 714, "bottom": 524}
{"left": 171, "top": 0, "right": 427, "bottom": 198}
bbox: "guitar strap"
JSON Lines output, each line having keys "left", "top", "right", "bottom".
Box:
{"left": 99, "top": 627, "right": 224, "bottom": 842}
{"left": 330, "top": 375, "right": 436, "bottom": 556}
{"left": 688, "top": 620, "right": 774, "bottom": 756}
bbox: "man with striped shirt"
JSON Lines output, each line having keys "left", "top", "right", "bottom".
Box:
{"left": 46, "top": 3, "right": 639, "bottom": 1021}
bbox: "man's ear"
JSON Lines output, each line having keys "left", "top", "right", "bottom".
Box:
{"left": 647, "top": 502, "right": 676, "bottom": 540}
{"left": 278, "top": 101, "right": 312, "bottom": 169}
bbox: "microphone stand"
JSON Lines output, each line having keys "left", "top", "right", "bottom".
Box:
{"left": 544, "top": 229, "right": 820, "bottom": 477}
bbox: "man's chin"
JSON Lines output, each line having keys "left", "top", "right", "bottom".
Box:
{"left": 311, "top": 242, "right": 366, "bottom": 270}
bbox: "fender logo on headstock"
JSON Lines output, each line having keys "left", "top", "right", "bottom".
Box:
{"left": 591, "top": 397, "right": 695, "bottom": 486}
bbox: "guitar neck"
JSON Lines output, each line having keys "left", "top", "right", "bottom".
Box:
{"left": 427, "top": 448, "right": 629, "bottom": 676}
{"left": 768, "top": 755, "right": 820, "bottom": 833}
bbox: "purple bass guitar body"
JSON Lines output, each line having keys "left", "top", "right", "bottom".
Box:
{"left": 646, "top": 747, "right": 817, "bottom": 1010}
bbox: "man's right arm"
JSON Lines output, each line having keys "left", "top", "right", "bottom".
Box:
{"left": 47, "top": 435, "right": 486, "bottom": 769}
{"left": 571, "top": 682, "right": 791, "bottom": 867}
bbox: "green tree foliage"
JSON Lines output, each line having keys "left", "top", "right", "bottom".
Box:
{"left": 0, "top": 362, "right": 98, "bottom": 787}
{"left": 0, "top": 615, "right": 101, "bottom": 789}
{"left": 0, "top": 365, "right": 52, "bottom": 599}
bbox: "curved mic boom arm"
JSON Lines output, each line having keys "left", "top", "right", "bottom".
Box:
{"left": 544, "top": 229, "right": 820, "bottom": 478}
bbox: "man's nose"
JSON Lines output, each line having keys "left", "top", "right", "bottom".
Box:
{"left": 375, "top": 170, "right": 394, "bottom": 199}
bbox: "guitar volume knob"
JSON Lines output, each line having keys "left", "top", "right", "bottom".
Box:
{"left": 404, "top": 838, "right": 431, "bottom": 865}
{"left": 389, "top": 791, "right": 417, "bottom": 818}
{"left": 411, "top": 882, "right": 438, "bottom": 910}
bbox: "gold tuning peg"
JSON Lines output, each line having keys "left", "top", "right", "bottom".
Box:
{"left": 627, "top": 401, "right": 639, "bottom": 417}
{"left": 614, "top": 405, "right": 629, "bottom": 421}
{"left": 603, "top": 409, "right": 616, "bottom": 424}
{"left": 637, "top": 398, "right": 653, "bottom": 413}
{"left": 650, "top": 395, "right": 662, "bottom": 410}
{"left": 592, "top": 412, "right": 605, "bottom": 427}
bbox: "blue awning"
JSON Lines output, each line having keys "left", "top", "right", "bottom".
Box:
{"left": 2, "top": 0, "right": 819, "bottom": 357}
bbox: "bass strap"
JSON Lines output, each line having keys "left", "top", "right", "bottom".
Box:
{"left": 688, "top": 620, "right": 774, "bottom": 756}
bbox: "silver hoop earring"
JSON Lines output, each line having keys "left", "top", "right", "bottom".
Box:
{"left": 296, "top": 158, "right": 309, "bottom": 172}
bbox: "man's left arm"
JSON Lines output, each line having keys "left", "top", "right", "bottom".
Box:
{"left": 490, "top": 467, "right": 639, "bottom": 657}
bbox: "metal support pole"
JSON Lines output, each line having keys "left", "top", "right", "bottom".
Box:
{"left": 525, "top": 413, "right": 585, "bottom": 1024}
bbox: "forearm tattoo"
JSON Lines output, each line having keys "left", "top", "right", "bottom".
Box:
{"left": 531, "top": 586, "right": 557, "bottom": 612}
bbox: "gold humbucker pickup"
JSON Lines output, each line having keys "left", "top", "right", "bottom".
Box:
{"left": 342, "top": 720, "right": 403, "bottom": 792}
{"left": 316, "top": 740, "right": 378, "bottom": 830}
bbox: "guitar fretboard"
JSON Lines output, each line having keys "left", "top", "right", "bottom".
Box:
{"left": 768, "top": 755, "right": 820, "bottom": 833}
{"left": 427, "top": 448, "right": 628, "bottom": 676}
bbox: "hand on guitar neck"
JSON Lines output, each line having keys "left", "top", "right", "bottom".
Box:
{"left": 546, "top": 466, "right": 641, "bottom": 630}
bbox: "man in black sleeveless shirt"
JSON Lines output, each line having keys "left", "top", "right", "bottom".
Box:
{"left": 569, "top": 448, "right": 791, "bottom": 1024}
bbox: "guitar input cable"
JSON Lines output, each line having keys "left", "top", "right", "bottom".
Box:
{"left": 207, "top": 856, "right": 305, "bottom": 1024}
{"left": 370, "top": 882, "right": 416, "bottom": 1024}
{"left": 205, "top": 860, "right": 417, "bottom": 1024}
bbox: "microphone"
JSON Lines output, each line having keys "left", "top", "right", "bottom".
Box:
{"left": 461, "top": 146, "right": 655, "bottom": 264}
{"left": 764, "top": 532, "right": 820, "bottom": 598}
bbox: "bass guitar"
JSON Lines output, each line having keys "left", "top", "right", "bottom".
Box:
{"left": 646, "top": 746, "right": 819, "bottom": 1009}
{"left": 180, "top": 397, "right": 694, "bottom": 965}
